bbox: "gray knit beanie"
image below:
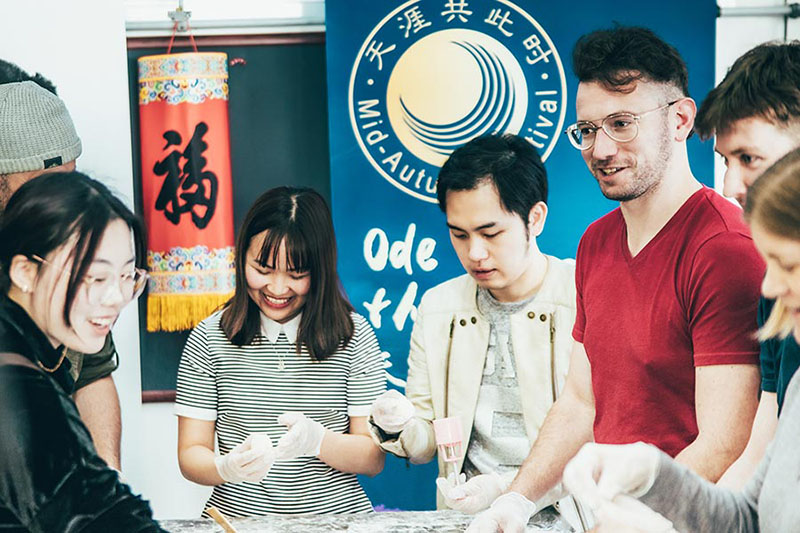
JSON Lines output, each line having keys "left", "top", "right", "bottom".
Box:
{"left": 0, "top": 81, "right": 82, "bottom": 174}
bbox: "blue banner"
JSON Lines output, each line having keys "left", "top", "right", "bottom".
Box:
{"left": 326, "top": 0, "right": 716, "bottom": 510}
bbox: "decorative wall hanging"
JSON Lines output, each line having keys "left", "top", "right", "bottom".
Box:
{"left": 138, "top": 51, "right": 235, "bottom": 332}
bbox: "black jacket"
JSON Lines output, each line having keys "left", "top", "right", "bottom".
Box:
{"left": 0, "top": 295, "right": 166, "bottom": 532}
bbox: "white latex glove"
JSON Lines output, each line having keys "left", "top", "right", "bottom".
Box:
{"left": 465, "top": 492, "right": 536, "bottom": 533}
{"left": 562, "top": 442, "right": 660, "bottom": 511}
{"left": 274, "top": 412, "right": 327, "bottom": 460}
{"left": 436, "top": 472, "right": 507, "bottom": 514}
{"left": 214, "top": 433, "right": 275, "bottom": 483}
{"left": 592, "top": 494, "right": 678, "bottom": 533}
{"left": 370, "top": 389, "right": 415, "bottom": 433}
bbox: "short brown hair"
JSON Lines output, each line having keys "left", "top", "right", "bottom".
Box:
{"left": 220, "top": 187, "right": 353, "bottom": 360}
{"left": 696, "top": 41, "right": 800, "bottom": 139}
{"left": 744, "top": 147, "right": 800, "bottom": 340}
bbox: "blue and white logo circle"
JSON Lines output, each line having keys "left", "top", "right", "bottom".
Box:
{"left": 349, "top": 0, "right": 566, "bottom": 203}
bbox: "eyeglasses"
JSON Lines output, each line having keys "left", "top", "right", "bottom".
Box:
{"left": 564, "top": 100, "right": 680, "bottom": 151}
{"left": 32, "top": 254, "right": 149, "bottom": 305}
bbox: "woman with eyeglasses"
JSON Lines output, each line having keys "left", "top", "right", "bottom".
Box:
{"left": 0, "top": 171, "right": 164, "bottom": 531}
{"left": 562, "top": 147, "right": 800, "bottom": 533}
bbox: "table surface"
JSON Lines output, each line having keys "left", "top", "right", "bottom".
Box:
{"left": 160, "top": 509, "right": 574, "bottom": 532}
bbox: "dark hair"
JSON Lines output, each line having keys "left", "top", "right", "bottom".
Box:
{"left": 572, "top": 26, "right": 689, "bottom": 96}
{"left": 0, "top": 171, "right": 146, "bottom": 324}
{"left": 0, "top": 59, "right": 57, "bottom": 93}
{"left": 436, "top": 134, "right": 547, "bottom": 226}
{"left": 696, "top": 41, "right": 800, "bottom": 139}
{"left": 220, "top": 186, "right": 353, "bottom": 361}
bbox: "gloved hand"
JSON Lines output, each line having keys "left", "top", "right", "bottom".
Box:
{"left": 214, "top": 433, "right": 275, "bottom": 483}
{"left": 591, "top": 494, "right": 678, "bottom": 533}
{"left": 274, "top": 412, "right": 327, "bottom": 460}
{"left": 562, "top": 442, "right": 661, "bottom": 511}
{"left": 370, "top": 389, "right": 415, "bottom": 433}
{"left": 465, "top": 492, "right": 537, "bottom": 533}
{"left": 436, "top": 472, "right": 507, "bottom": 514}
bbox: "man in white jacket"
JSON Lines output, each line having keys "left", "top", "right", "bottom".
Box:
{"left": 368, "top": 134, "right": 579, "bottom": 520}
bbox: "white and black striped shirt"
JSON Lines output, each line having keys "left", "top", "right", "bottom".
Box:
{"left": 175, "top": 310, "right": 386, "bottom": 516}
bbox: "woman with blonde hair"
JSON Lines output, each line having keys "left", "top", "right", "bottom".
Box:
{"left": 561, "top": 147, "right": 800, "bottom": 533}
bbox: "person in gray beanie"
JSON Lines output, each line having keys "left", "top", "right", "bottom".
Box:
{"left": 0, "top": 81, "right": 81, "bottom": 209}
{"left": 0, "top": 81, "right": 82, "bottom": 171}
{"left": 0, "top": 59, "right": 123, "bottom": 471}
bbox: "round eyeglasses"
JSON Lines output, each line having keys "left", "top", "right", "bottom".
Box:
{"left": 32, "top": 254, "right": 149, "bottom": 305}
{"left": 563, "top": 100, "right": 679, "bottom": 151}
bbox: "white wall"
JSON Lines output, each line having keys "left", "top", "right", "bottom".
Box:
{"left": 138, "top": 402, "right": 211, "bottom": 517}
{"left": 1, "top": 0, "right": 798, "bottom": 521}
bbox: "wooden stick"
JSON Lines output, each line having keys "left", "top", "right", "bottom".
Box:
{"left": 207, "top": 506, "right": 238, "bottom": 533}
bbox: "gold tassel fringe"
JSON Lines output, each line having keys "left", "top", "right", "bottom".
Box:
{"left": 147, "top": 292, "right": 233, "bottom": 332}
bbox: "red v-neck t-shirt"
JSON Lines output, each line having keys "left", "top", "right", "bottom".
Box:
{"left": 573, "top": 187, "right": 764, "bottom": 457}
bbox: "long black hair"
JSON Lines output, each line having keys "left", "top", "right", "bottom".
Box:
{"left": 0, "top": 171, "right": 146, "bottom": 325}
{"left": 220, "top": 186, "right": 354, "bottom": 361}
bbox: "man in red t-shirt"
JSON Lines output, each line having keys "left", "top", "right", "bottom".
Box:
{"left": 468, "top": 26, "right": 763, "bottom": 532}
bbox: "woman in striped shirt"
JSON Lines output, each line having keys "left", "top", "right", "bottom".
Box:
{"left": 176, "top": 187, "right": 386, "bottom": 516}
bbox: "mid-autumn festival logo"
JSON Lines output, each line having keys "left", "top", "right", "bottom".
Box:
{"left": 349, "top": 0, "right": 567, "bottom": 203}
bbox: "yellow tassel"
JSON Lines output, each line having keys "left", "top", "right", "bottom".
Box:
{"left": 146, "top": 292, "right": 233, "bottom": 332}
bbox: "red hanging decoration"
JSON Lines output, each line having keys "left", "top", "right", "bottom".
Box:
{"left": 138, "top": 51, "right": 235, "bottom": 332}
